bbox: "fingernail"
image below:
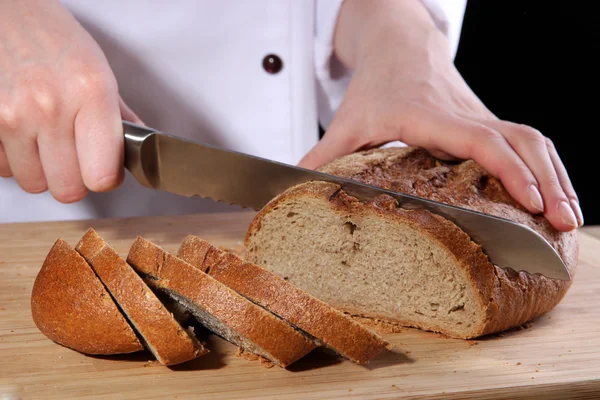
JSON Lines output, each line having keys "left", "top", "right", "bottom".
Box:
{"left": 558, "top": 201, "right": 578, "bottom": 228}
{"left": 528, "top": 185, "right": 544, "bottom": 212}
{"left": 570, "top": 199, "right": 584, "bottom": 227}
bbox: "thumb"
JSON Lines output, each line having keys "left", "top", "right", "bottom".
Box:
{"left": 297, "top": 120, "right": 358, "bottom": 170}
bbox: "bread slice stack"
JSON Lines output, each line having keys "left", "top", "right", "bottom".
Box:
{"left": 176, "top": 235, "right": 392, "bottom": 364}
{"left": 31, "top": 228, "right": 391, "bottom": 368}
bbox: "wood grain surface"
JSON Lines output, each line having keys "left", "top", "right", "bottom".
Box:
{"left": 1, "top": 211, "right": 599, "bottom": 399}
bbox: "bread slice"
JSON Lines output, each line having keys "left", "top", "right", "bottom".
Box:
{"left": 126, "top": 237, "right": 317, "bottom": 367}
{"left": 31, "top": 239, "right": 143, "bottom": 355}
{"left": 75, "top": 228, "right": 208, "bottom": 366}
{"left": 177, "top": 235, "right": 392, "bottom": 364}
{"left": 244, "top": 147, "right": 579, "bottom": 339}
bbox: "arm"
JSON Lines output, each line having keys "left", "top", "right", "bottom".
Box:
{"left": 0, "top": 0, "right": 141, "bottom": 203}
{"left": 300, "top": 0, "right": 582, "bottom": 232}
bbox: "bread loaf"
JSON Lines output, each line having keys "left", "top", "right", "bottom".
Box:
{"left": 177, "top": 235, "right": 392, "bottom": 364}
{"left": 75, "top": 228, "right": 209, "bottom": 366}
{"left": 31, "top": 239, "right": 144, "bottom": 354}
{"left": 244, "top": 147, "right": 579, "bottom": 339}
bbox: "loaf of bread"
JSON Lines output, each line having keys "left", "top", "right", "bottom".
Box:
{"left": 177, "top": 235, "right": 392, "bottom": 364}
{"left": 126, "top": 236, "right": 318, "bottom": 368}
{"left": 75, "top": 228, "right": 208, "bottom": 366}
{"left": 244, "top": 147, "right": 579, "bottom": 339}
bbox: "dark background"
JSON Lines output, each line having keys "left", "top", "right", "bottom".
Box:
{"left": 454, "top": 1, "right": 599, "bottom": 224}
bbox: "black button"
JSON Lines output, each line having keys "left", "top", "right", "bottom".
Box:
{"left": 262, "top": 54, "right": 283, "bottom": 74}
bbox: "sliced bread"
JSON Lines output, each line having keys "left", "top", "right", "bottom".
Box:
{"left": 31, "top": 239, "right": 143, "bottom": 355}
{"left": 177, "top": 234, "right": 392, "bottom": 364}
{"left": 126, "top": 236, "right": 317, "bottom": 367}
{"left": 75, "top": 228, "right": 208, "bottom": 366}
{"left": 244, "top": 147, "right": 579, "bottom": 339}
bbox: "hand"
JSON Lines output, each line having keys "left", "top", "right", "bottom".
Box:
{"left": 299, "top": 0, "right": 582, "bottom": 232}
{"left": 0, "top": 0, "right": 142, "bottom": 203}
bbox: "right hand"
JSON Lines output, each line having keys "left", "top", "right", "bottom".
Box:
{"left": 0, "top": 0, "right": 142, "bottom": 203}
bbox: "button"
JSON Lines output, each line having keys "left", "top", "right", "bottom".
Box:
{"left": 262, "top": 54, "right": 283, "bottom": 74}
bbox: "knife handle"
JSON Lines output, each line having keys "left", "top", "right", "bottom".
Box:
{"left": 123, "top": 120, "right": 159, "bottom": 189}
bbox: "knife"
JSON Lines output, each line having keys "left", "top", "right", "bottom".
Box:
{"left": 122, "top": 121, "right": 570, "bottom": 281}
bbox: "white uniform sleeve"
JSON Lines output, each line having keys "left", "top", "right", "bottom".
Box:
{"left": 313, "top": 0, "right": 467, "bottom": 130}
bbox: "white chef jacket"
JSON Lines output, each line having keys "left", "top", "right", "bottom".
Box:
{"left": 0, "top": 0, "right": 466, "bottom": 223}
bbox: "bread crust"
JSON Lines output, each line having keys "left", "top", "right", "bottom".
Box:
{"left": 177, "top": 235, "right": 392, "bottom": 364}
{"left": 31, "top": 239, "right": 144, "bottom": 354}
{"left": 245, "top": 147, "right": 579, "bottom": 338}
{"left": 75, "top": 228, "right": 208, "bottom": 365}
{"left": 126, "top": 237, "right": 317, "bottom": 367}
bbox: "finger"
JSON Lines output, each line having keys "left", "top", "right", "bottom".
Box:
{"left": 482, "top": 120, "right": 578, "bottom": 231}
{"left": 2, "top": 135, "right": 47, "bottom": 193}
{"left": 398, "top": 109, "right": 546, "bottom": 217}
{"left": 38, "top": 125, "right": 87, "bottom": 203}
{"left": 0, "top": 141, "right": 11, "bottom": 177}
{"left": 74, "top": 94, "right": 124, "bottom": 192}
{"left": 427, "top": 149, "right": 456, "bottom": 161}
{"left": 547, "top": 137, "right": 583, "bottom": 226}
{"left": 119, "top": 96, "right": 145, "bottom": 125}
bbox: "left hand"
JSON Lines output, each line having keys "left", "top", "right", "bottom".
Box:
{"left": 298, "top": 0, "right": 583, "bottom": 232}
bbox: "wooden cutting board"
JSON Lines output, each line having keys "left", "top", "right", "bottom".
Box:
{"left": 1, "top": 211, "right": 599, "bottom": 399}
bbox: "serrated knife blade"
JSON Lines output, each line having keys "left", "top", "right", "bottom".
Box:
{"left": 123, "top": 121, "right": 570, "bottom": 281}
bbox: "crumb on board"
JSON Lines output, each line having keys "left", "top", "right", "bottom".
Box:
{"left": 236, "top": 348, "right": 275, "bottom": 368}
{"left": 517, "top": 362, "right": 522, "bottom": 366}
{"left": 536, "top": 370, "right": 540, "bottom": 372}
{"left": 143, "top": 360, "right": 160, "bottom": 367}
{"left": 517, "top": 322, "right": 534, "bottom": 330}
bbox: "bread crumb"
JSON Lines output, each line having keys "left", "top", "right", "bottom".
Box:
{"left": 348, "top": 389, "right": 353, "bottom": 392}
{"left": 536, "top": 369, "right": 539, "bottom": 372}
{"left": 391, "top": 384, "right": 397, "bottom": 389}
{"left": 453, "top": 371, "right": 457, "bottom": 373}
{"left": 517, "top": 322, "right": 533, "bottom": 330}
{"left": 143, "top": 360, "right": 159, "bottom": 367}
{"left": 531, "top": 377, "right": 535, "bottom": 380}
{"left": 516, "top": 362, "right": 522, "bottom": 366}
{"left": 236, "top": 348, "right": 275, "bottom": 368}
{"left": 405, "top": 351, "right": 412, "bottom": 355}
{"left": 469, "top": 341, "right": 479, "bottom": 347}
